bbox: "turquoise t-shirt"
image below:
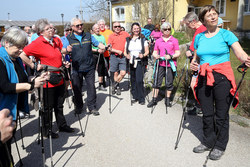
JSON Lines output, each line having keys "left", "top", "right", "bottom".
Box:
{"left": 92, "top": 34, "right": 106, "bottom": 50}
{"left": 194, "top": 29, "right": 238, "bottom": 66}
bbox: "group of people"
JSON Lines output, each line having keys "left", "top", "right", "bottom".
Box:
{"left": 0, "top": 4, "right": 250, "bottom": 166}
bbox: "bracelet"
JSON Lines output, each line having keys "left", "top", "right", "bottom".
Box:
{"left": 29, "top": 80, "right": 35, "bottom": 91}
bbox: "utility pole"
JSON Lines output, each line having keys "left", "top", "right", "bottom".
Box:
{"left": 8, "top": 13, "right": 10, "bottom": 21}
{"left": 107, "top": 0, "right": 112, "bottom": 30}
{"left": 61, "top": 13, "right": 64, "bottom": 27}
{"left": 80, "top": 0, "right": 83, "bottom": 21}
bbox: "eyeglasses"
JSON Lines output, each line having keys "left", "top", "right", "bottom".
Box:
{"left": 65, "top": 29, "right": 72, "bottom": 32}
{"left": 114, "top": 26, "right": 121, "bottom": 28}
{"left": 74, "top": 24, "right": 83, "bottom": 28}
{"left": 163, "top": 28, "right": 171, "bottom": 31}
{"left": 44, "top": 27, "right": 53, "bottom": 31}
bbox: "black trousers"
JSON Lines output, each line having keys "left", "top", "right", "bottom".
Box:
{"left": 71, "top": 68, "right": 96, "bottom": 111}
{"left": 93, "top": 53, "right": 105, "bottom": 78}
{"left": 43, "top": 84, "right": 67, "bottom": 135}
{"left": 196, "top": 71, "right": 232, "bottom": 151}
{"left": 153, "top": 66, "right": 175, "bottom": 91}
{"left": 130, "top": 62, "right": 145, "bottom": 103}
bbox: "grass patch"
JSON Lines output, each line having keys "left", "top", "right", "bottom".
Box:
{"left": 173, "top": 30, "right": 193, "bottom": 45}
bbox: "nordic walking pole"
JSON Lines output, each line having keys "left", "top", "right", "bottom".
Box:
{"left": 128, "top": 52, "right": 133, "bottom": 106}
{"left": 174, "top": 69, "right": 194, "bottom": 150}
{"left": 96, "top": 53, "right": 101, "bottom": 72}
{"left": 103, "top": 45, "right": 112, "bottom": 113}
{"left": 13, "top": 136, "right": 23, "bottom": 167}
{"left": 165, "top": 49, "right": 169, "bottom": 114}
{"left": 151, "top": 58, "right": 159, "bottom": 114}
{"left": 45, "top": 80, "right": 53, "bottom": 167}
{"left": 103, "top": 55, "right": 111, "bottom": 113}
{"left": 171, "top": 57, "right": 189, "bottom": 104}
{"left": 203, "top": 63, "right": 248, "bottom": 167}
{"left": 17, "top": 113, "right": 25, "bottom": 149}
{"left": 39, "top": 84, "right": 46, "bottom": 167}
{"left": 65, "top": 64, "right": 85, "bottom": 137}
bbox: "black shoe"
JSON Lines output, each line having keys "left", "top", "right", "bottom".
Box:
{"left": 116, "top": 87, "right": 121, "bottom": 95}
{"left": 147, "top": 99, "right": 157, "bottom": 108}
{"left": 98, "top": 85, "right": 107, "bottom": 91}
{"left": 131, "top": 99, "right": 138, "bottom": 103}
{"left": 45, "top": 132, "right": 59, "bottom": 139}
{"left": 187, "top": 107, "right": 197, "bottom": 115}
{"left": 111, "top": 86, "right": 116, "bottom": 95}
{"left": 209, "top": 148, "right": 224, "bottom": 160}
{"left": 193, "top": 144, "right": 211, "bottom": 153}
{"left": 90, "top": 109, "right": 100, "bottom": 116}
{"left": 75, "top": 107, "right": 84, "bottom": 115}
{"left": 165, "top": 98, "right": 171, "bottom": 107}
{"left": 59, "top": 125, "right": 75, "bottom": 133}
{"left": 139, "top": 101, "right": 145, "bottom": 105}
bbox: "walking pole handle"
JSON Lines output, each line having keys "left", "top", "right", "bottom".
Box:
{"left": 237, "top": 63, "right": 248, "bottom": 73}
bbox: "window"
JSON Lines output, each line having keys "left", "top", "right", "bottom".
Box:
{"left": 133, "top": 4, "right": 140, "bottom": 20}
{"left": 245, "top": 0, "right": 250, "bottom": 13}
{"left": 213, "top": 0, "right": 226, "bottom": 17}
{"left": 188, "top": 6, "right": 202, "bottom": 15}
{"left": 114, "top": 6, "right": 125, "bottom": 21}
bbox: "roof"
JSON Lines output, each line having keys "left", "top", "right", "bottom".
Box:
{"left": 0, "top": 20, "right": 63, "bottom": 28}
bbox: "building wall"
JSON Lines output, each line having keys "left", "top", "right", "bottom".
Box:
{"left": 223, "top": 0, "right": 238, "bottom": 30}
{"left": 243, "top": 15, "right": 250, "bottom": 30}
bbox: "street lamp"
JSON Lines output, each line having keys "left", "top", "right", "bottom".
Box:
{"left": 8, "top": 13, "right": 10, "bottom": 21}
{"left": 61, "top": 13, "right": 64, "bottom": 27}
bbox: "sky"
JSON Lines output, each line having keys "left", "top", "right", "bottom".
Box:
{"left": 0, "top": 0, "right": 93, "bottom": 22}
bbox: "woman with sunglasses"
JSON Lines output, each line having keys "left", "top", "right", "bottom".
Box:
{"left": 190, "top": 5, "right": 250, "bottom": 160}
{"left": 0, "top": 27, "right": 47, "bottom": 165}
{"left": 150, "top": 24, "right": 162, "bottom": 41}
{"left": 20, "top": 19, "right": 75, "bottom": 139}
{"left": 147, "top": 22, "right": 180, "bottom": 108}
{"left": 124, "top": 23, "right": 149, "bottom": 105}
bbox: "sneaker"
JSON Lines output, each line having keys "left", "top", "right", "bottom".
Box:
{"left": 116, "top": 87, "right": 121, "bottom": 95}
{"left": 59, "top": 125, "right": 75, "bottom": 133}
{"left": 98, "top": 85, "right": 107, "bottom": 91}
{"left": 131, "top": 99, "right": 138, "bottom": 103}
{"left": 139, "top": 101, "right": 145, "bottom": 105}
{"left": 193, "top": 144, "right": 211, "bottom": 153}
{"left": 187, "top": 107, "right": 197, "bottom": 115}
{"left": 147, "top": 99, "right": 157, "bottom": 108}
{"left": 90, "top": 109, "right": 100, "bottom": 116}
{"left": 19, "top": 112, "right": 25, "bottom": 119}
{"left": 209, "top": 148, "right": 224, "bottom": 160}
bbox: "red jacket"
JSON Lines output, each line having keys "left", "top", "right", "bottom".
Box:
{"left": 194, "top": 61, "right": 239, "bottom": 108}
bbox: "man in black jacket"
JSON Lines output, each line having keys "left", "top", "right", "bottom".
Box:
{"left": 144, "top": 18, "right": 155, "bottom": 32}
{"left": 62, "top": 18, "right": 107, "bottom": 116}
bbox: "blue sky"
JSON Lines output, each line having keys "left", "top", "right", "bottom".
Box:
{"left": 0, "top": 0, "right": 91, "bottom": 22}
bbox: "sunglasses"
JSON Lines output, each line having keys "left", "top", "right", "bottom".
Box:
{"left": 163, "top": 28, "right": 171, "bottom": 31}
{"left": 114, "top": 26, "right": 121, "bottom": 28}
{"left": 74, "top": 24, "right": 83, "bottom": 28}
{"left": 65, "top": 29, "right": 72, "bottom": 32}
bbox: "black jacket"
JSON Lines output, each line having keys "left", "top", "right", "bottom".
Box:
{"left": 67, "top": 32, "right": 94, "bottom": 72}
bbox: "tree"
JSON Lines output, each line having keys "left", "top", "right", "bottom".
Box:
{"left": 128, "top": 0, "right": 172, "bottom": 26}
{"left": 83, "top": 0, "right": 110, "bottom": 23}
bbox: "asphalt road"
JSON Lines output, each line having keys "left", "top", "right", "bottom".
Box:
{"left": 12, "top": 79, "right": 250, "bottom": 167}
